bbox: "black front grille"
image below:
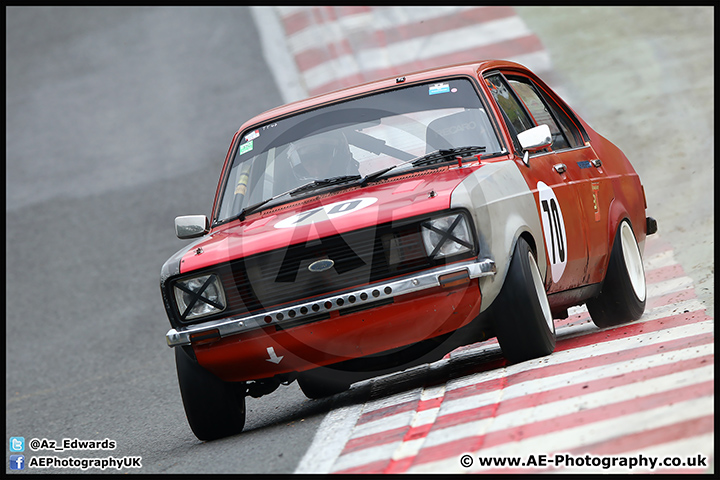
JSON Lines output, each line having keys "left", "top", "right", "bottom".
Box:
{"left": 173, "top": 211, "right": 475, "bottom": 325}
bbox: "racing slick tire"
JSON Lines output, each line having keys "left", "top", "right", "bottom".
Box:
{"left": 493, "top": 236, "right": 556, "bottom": 364}
{"left": 297, "top": 368, "right": 352, "bottom": 399}
{"left": 586, "top": 219, "right": 646, "bottom": 328}
{"left": 175, "top": 347, "right": 247, "bottom": 441}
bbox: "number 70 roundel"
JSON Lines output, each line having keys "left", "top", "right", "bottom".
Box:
{"left": 537, "top": 181, "right": 567, "bottom": 283}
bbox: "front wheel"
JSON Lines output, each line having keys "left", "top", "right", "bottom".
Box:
{"left": 175, "top": 347, "right": 247, "bottom": 441}
{"left": 493, "top": 237, "right": 556, "bottom": 364}
{"left": 586, "top": 220, "right": 646, "bottom": 328}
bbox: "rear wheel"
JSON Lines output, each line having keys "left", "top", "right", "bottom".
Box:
{"left": 587, "top": 220, "right": 646, "bottom": 328}
{"left": 493, "top": 237, "right": 556, "bottom": 364}
{"left": 175, "top": 347, "right": 246, "bottom": 441}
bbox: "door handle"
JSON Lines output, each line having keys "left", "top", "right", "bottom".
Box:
{"left": 553, "top": 163, "right": 567, "bottom": 174}
{"left": 591, "top": 159, "right": 602, "bottom": 168}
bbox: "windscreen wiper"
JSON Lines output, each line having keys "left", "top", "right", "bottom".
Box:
{"left": 360, "top": 165, "right": 399, "bottom": 186}
{"left": 233, "top": 175, "right": 362, "bottom": 222}
{"left": 359, "top": 156, "right": 420, "bottom": 186}
{"left": 233, "top": 180, "right": 316, "bottom": 222}
{"left": 288, "top": 175, "right": 362, "bottom": 196}
{"left": 411, "top": 146, "right": 486, "bottom": 167}
{"left": 360, "top": 146, "right": 488, "bottom": 187}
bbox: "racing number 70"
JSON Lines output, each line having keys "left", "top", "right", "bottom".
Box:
{"left": 289, "top": 200, "right": 363, "bottom": 226}
{"left": 541, "top": 198, "right": 565, "bottom": 263}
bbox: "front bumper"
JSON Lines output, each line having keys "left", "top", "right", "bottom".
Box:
{"left": 165, "top": 257, "right": 496, "bottom": 347}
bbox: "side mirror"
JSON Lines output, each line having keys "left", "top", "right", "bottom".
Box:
{"left": 517, "top": 124, "right": 552, "bottom": 166}
{"left": 175, "top": 215, "right": 210, "bottom": 239}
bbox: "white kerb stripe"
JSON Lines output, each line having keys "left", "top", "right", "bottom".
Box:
{"left": 294, "top": 400, "right": 365, "bottom": 474}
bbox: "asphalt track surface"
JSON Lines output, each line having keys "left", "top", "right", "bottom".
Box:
{"left": 6, "top": 6, "right": 713, "bottom": 474}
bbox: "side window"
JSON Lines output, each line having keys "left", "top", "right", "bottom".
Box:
{"left": 508, "top": 78, "right": 569, "bottom": 150}
{"left": 508, "top": 76, "right": 584, "bottom": 149}
{"left": 484, "top": 74, "right": 534, "bottom": 154}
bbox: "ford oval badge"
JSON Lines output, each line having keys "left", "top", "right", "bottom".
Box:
{"left": 308, "top": 259, "right": 335, "bottom": 273}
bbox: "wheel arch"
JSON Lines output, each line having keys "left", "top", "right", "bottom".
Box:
{"left": 604, "top": 196, "right": 644, "bottom": 277}
{"left": 519, "top": 230, "right": 540, "bottom": 267}
{"left": 451, "top": 160, "right": 548, "bottom": 313}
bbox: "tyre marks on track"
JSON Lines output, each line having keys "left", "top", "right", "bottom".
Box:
{"left": 296, "top": 234, "right": 714, "bottom": 473}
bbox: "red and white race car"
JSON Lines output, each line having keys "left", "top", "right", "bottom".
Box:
{"left": 160, "top": 60, "right": 657, "bottom": 440}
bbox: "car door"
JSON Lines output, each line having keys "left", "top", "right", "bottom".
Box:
{"left": 483, "top": 72, "right": 590, "bottom": 294}
{"left": 503, "top": 73, "right": 612, "bottom": 286}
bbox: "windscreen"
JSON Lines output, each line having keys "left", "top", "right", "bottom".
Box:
{"left": 215, "top": 77, "right": 502, "bottom": 223}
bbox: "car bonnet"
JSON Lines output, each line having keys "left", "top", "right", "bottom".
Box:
{"left": 178, "top": 166, "right": 479, "bottom": 273}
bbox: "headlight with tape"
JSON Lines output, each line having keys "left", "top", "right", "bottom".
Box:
{"left": 421, "top": 213, "right": 474, "bottom": 259}
{"left": 173, "top": 274, "right": 227, "bottom": 321}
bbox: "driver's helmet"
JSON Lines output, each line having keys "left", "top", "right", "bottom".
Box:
{"left": 287, "top": 130, "right": 358, "bottom": 181}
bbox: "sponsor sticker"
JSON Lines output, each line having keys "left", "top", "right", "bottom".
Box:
{"left": 239, "top": 140, "right": 254, "bottom": 155}
{"left": 429, "top": 83, "right": 450, "bottom": 95}
{"left": 244, "top": 129, "right": 260, "bottom": 142}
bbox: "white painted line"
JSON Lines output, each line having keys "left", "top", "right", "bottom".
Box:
{"left": 294, "top": 399, "right": 366, "bottom": 474}
{"left": 350, "top": 405, "right": 415, "bottom": 439}
{"left": 640, "top": 298, "right": 707, "bottom": 320}
{"left": 332, "top": 441, "right": 397, "bottom": 472}
{"left": 644, "top": 248, "right": 677, "bottom": 270}
{"left": 648, "top": 276, "right": 696, "bottom": 298}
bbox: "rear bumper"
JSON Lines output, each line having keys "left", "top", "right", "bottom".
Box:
{"left": 166, "top": 258, "right": 495, "bottom": 347}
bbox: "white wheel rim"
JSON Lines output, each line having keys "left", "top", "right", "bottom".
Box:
{"left": 529, "top": 251, "right": 554, "bottom": 333}
{"left": 620, "top": 222, "right": 646, "bottom": 302}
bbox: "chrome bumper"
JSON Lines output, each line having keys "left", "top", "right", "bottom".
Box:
{"left": 165, "top": 258, "right": 495, "bottom": 347}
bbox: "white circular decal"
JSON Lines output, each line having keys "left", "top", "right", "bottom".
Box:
{"left": 275, "top": 197, "right": 378, "bottom": 229}
{"left": 537, "top": 182, "right": 567, "bottom": 282}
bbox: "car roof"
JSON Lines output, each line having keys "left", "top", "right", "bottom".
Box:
{"left": 236, "top": 59, "right": 529, "bottom": 133}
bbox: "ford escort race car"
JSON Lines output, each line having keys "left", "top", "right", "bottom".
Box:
{"left": 160, "top": 60, "right": 657, "bottom": 440}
